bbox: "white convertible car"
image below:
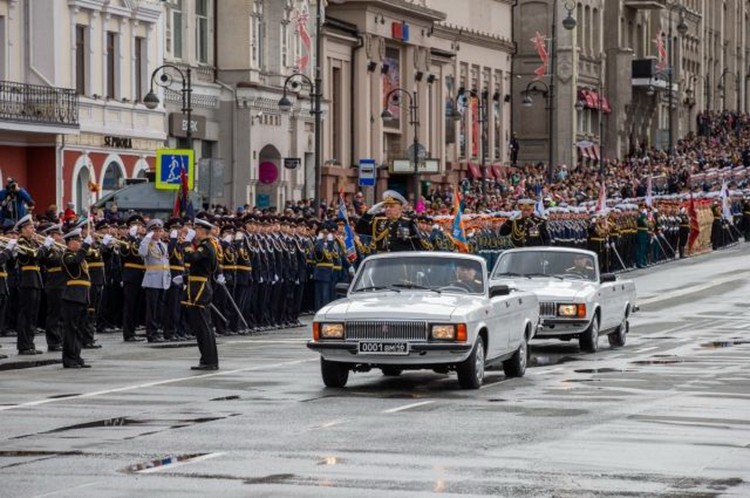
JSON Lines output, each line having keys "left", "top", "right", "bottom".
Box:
{"left": 489, "top": 247, "right": 636, "bottom": 353}
{"left": 307, "top": 252, "right": 540, "bottom": 389}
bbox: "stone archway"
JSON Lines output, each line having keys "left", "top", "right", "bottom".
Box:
{"left": 256, "top": 144, "right": 281, "bottom": 209}
{"left": 72, "top": 154, "right": 96, "bottom": 215}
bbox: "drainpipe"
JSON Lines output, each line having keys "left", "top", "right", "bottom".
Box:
{"left": 349, "top": 32, "right": 364, "bottom": 174}
{"left": 510, "top": 0, "right": 519, "bottom": 160}
{"left": 56, "top": 135, "right": 66, "bottom": 208}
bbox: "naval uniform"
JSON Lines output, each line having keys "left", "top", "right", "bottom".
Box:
{"left": 61, "top": 243, "right": 91, "bottom": 368}
{"left": 16, "top": 235, "right": 49, "bottom": 353}
{"left": 355, "top": 214, "right": 420, "bottom": 252}
{"left": 182, "top": 236, "right": 219, "bottom": 368}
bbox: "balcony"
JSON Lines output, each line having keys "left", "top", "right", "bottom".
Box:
{"left": 624, "top": 0, "right": 666, "bottom": 9}
{"left": 0, "top": 80, "right": 79, "bottom": 130}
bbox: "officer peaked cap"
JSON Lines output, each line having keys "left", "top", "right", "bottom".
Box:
{"left": 13, "top": 214, "right": 33, "bottom": 232}
{"left": 382, "top": 190, "right": 407, "bottom": 206}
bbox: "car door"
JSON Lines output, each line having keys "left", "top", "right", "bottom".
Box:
{"left": 488, "top": 294, "right": 512, "bottom": 357}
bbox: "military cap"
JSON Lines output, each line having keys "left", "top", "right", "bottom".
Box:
{"left": 63, "top": 228, "right": 82, "bottom": 241}
{"left": 517, "top": 198, "right": 535, "bottom": 207}
{"left": 41, "top": 223, "right": 63, "bottom": 235}
{"left": 94, "top": 220, "right": 109, "bottom": 231}
{"left": 382, "top": 189, "right": 407, "bottom": 206}
{"left": 164, "top": 217, "right": 182, "bottom": 230}
{"left": 194, "top": 218, "right": 215, "bottom": 231}
{"left": 127, "top": 214, "right": 145, "bottom": 226}
{"left": 13, "top": 214, "right": 33, "bottom": 232}
{"left": 146, "top": 218, "right": 164, "bottom": 231}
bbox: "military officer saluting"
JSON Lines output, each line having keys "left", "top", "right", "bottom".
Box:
{"left": 498, "top": 199, "right": 550, "bottom": 247}
{"left": 60, "top": 228, "right": 94, "bottom": 369}
{"left": 355, "top": 190, "right": 420, "bottom": 252}
{"left": 182, "top": 218, "right": 220, "bottom": 370}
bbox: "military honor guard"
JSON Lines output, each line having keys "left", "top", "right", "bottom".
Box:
{"left": 181, "top": 218, "right": 219, "bottom": 370}
{"left": 60, "top": 228, "right": 94, "bottom": 368}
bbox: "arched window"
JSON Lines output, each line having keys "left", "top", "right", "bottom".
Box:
{"left": 101, "top": 160, "right": 124, "bottom": 193}
{"left": 74, "top": 166, "right": 91, "bottom": 215}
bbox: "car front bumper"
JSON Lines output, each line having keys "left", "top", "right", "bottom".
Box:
{"left": 307, "top": 341, "right": 473, "bottom": 365}
{"left": 536, "top": 318, "right": 590, "bottom": 337}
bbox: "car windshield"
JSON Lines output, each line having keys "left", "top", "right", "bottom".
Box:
{"left": 492, "top": 250, "right": 598, "bottom": 282}
{"left": 352, "top": 256, "right": 485, "bottom": 294}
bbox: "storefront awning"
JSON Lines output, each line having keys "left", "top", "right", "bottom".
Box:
{"left": 467, "top": 162, "right": 482, "bottom": 179}
{"left": 579, "top": 146, "right": 591, "bottom": 160}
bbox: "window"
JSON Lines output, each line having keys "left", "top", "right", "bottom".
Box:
{"left": 251, "top": 0, "right": 265, "bottom": 68}
{"left": 134, "top": 37, "right": 145, "bottom": 102}
{"left": 196, "top": 0, "right": 209, "bottom": 63}
{"left": 106, "top": 32, "right": 117, "bottom": 99}
{"left": 332, "top": 66, "right": 342, "bottom": 163}
{"left": 102, "top": 162, "right": 124, "bottom": 192}
{"left": 75, "top": 25, "right": 87, "bottom": 95}
{"left": 167, "top": 0, "right": 183, "bottom": 59}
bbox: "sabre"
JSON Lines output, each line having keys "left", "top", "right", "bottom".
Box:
{"left": 611, "top": 244, "right": 627, "bottom": 271}
{"left": 658, "top": 234, "right": 677, "bottom": 259}
{"left": 209, "top": 303, "right": 229, "bottom": 325}
{"left": 652, "top": 234, "right": 669, "bottom": 260}
{"left": 218, "top": 282, "right": 250, "bottom": 330}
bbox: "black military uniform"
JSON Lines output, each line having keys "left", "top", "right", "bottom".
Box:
{"left": 355, "top": 190, "right": 420, "bottom": 253}
{"left": 15, "top": 214, "right": 50, "bottom": 355}
{"left": 182, "top": 218, "right": 219, "bottom": 370}
{"left": 60, "top": 229, "right": 92, "bottom": 368}
{"left": 164, "top": 218, "right": 187, "bottom": 340}
{"left": 82, "top": 221, "right": 105, "bottom": 349}
{"left": 742, "top": 198, "right": 750, "bottom": 242}
{"left": 40, "top": 224, "right": 65, "bottom": 352}
{"left": 678, "top": 208, "right": 690, "bottom": 258}
{"left": 0, "top": 239, "right": 14, "bottom": 338}
{"left": 121, "top": 215, "right": 146, "bottom": 342}
{"left": 498, "top": 200, "right": 550, "bottom": 248}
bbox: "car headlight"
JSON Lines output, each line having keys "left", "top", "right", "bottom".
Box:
{"left": 319, "top": 323, "right": 344, "bottom": 339}
{"left": 431, "top": 324, "right": 456, "bottom": 340}
{"left": 558, "top": 303, "right": 586, "bottom": 318}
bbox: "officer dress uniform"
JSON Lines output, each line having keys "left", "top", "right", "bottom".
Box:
{"left": 498, "top": 200, "right": 550, "bottom": 248}
{"left": 121, "top": 215, "right": 146, "bottom": 342}
{"left": 355, "top": 190, "right": 420, "bottom": 253}
{"left": 233, "top": 230, "right": 252, "bottom": 333}
{"left": 82, "top": 232, "right": 106, "bottom": 348}
{"left": 164, "top": 218, "right": 187, "bottom": 340}
{"left": 139, "top": 219, "right": 171, "bottom": 343}
{"left": 60, "top": 229, "right": 92, "bottom": 368}
{"left": 182, "top": 218, "right": 219, "bottom": 370}
{"left": 15, "top": 214, "right": 50, "bottom": 354}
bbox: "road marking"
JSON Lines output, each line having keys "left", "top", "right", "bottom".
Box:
{"left": 316, "top": 419, "right": 344, "bottom": 429}
{"left": 0, "top": 358, "right": 317, "bottom": 413}
{"left": 638, "top": 272, "right": 750, "bottom": 306}
{"left": 32, "top": 482, "right": 100, "bottom": 498}
{"left": 382, "top": 400, "right": 435, "bottom": 413}
{"left": 636, "top": 346, "right": 659, "bottom": 353}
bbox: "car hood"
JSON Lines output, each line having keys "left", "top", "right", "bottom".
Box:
{"left": 491, "top": 277, "right": 594, "bottom": 301}
{"left": 318, "top": 292, "right": 481, "bottom": 321}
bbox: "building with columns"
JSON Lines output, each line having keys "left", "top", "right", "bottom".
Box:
{"left": 214, "top": 0, "right": 515, "bottom": 209}
{"left": 0, "top": 0, "right": 165, "bottom": 213}
{"left": 514, "top": 0, "right": 750, "bottom": 169}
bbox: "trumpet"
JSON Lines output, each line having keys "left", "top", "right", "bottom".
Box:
{"left": 0, "top": 236, "right": 37, "bottom": 255}
{"left": 93, "top": 233, "right": 132, "bottom": 248}
{"left": 32, "top": 233, "right": 68, "bottom": 251}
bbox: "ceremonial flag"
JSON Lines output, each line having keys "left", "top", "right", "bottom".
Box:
{"left": 338, "top": 189, "right": 357, "bottom": 262}
{"left": 534, "top": 187, "right": 545, "bottom": 217}
{"left": 172, "top": 163, "right": 194, "bottom": 220}
{"left": 720, "top": 180, "right": 732, "bottom": 220}
{"left": 654, "top": 35, "right": 668, "bottom": 72}
{"left": 595, "top": 180, "right": 607, "bottom": 214}
{"left": 531, "top": 32, "right": 549, "bottom": 81}
{"left": 687, "top": 191, "right": 700, "bottom": 252}
{"left": 448, "top": 189, "right": 469, "bottom": 253}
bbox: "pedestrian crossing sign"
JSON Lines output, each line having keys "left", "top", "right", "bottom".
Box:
{"left": 155, "top": 149, "right": 195, "bottom": 190}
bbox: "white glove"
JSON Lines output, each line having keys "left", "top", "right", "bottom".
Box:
{"left": 185, "top": 229, "right": 196, "bottom": 243}
{"left": 348, "top": 266, "right": 355, "bottom": 277}
{"left": 128, "top": 226, "right": 138, "bottom": 237}
{"left": 216, "top": 274, "right": 226, "bottom": 285}
{"left": 317, "top": 233, "right": 324, "bottom": 240}
{"left": 367, "top": 202, "right": 384, "bottom": 215}
{"left": 43, "top": 236, "right": 54, "bottom": 248}
{"left": 172, "top": 275, "right": 184, "bottom": 286}
{"left": 234, "top": 232, "right": 244, "bottom": 241}
{"left": 273, "top": 273, "right": 279, "bottom": 283}
{"left": 102, "top": 234, "right": 113, "bottom": 246}
{"left": 170, "top": 230, "right": 178, "bottom": 239}
{"left": 223, "top": 235, "right": 232, "bottom": 243}
{"left": 5, "top": 239, "right": 17, "bottom": 251}
{"left": 84, "top": 235, "right": 93, "bottom": 245}
{"left": 144, "top": 231, "right": 154, "bottom": 240}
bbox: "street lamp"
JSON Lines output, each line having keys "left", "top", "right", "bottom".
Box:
{"left": 143, "top": 63, "right": 193, "bottom": 143}
{"left": 666, "top": 2, "right": 689, "bottom": 156}
{"left": 453, "top": 88, "right": 489, "bottom": 196}
{"left": 277, "top": 72, "right": 322, "bottom": 215}
{"left": 521, "top": 80, "right": 552, "bottom": 181}
{"left": 381, "top": 88, "right": 421, "bottom": 204}
{"left": 718, "top": 67, "right": 740, "bottom": 112}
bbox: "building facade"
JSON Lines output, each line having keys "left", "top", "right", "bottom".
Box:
{"left": 514, "top": 0, "right": 750, "bottom": 168}
{"left": 214, "top": 0, "right": 515, "bottom": 209}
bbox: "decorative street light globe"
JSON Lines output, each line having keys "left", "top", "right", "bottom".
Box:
{"left": 143, "top": 90, "right": 160, "bottom": 110}
{"left": 522, "top": 95, "right": 534, "bottom": 107}
{"left": 278, "top": 95, "right": 293, "bottom": 113}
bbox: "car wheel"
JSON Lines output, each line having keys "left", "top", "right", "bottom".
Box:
{"left": 457, "top": 336, "right": 485, "bottom": 389}
{"left": 579, "top": 315, "right": 600, "bottom": 353}
{"left": 503, "top": 334, "right": 529, "bottom": 378}
{"left": 320, "top": 358, "right": 349, "bottom": 388}
{"left": 381, "top": 367, "right": 403, "bottom": 377}
{"left": 608, "top": 317, "right": 628, "bottom": 348}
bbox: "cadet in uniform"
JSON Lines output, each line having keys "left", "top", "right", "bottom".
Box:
{"left": 355, "top": 190, "right": 420, "bottom": 252}
{"left": 164, "top": 218, "right": 187, "bottom": 341}
{"left": 60, "top": 228, "right": 93, "bottom": 368}
{"left": 182, "top": 218, "right": 219, "bottom": 370}
{"left": 498, "top": 199, "right": 550, "bottom": 247}
{"left": 40, "top": 224, "right": 65, "bottom": 352}
{"left": 139, "top": 218, "right": 170, "bottom": 343}
{"left": 121, "top": 215, "right": 146, "bottom": 342}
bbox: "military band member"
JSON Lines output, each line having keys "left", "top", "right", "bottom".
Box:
{"left": 78, "top": 219, "right": 104, "bottom": 349}
{"left": 139, "top": 218, "right": 170, "bottom": 343}
{"left": 15, "top": 214, "right": 52, "bottom": 355}
{"left": 121, "top": 215, "right": 146, "bottom": 342}
{"left": 182, "top": 218, "right": 219, "bottom": 370}
{"left": 498, "top": 199, "right": 550, "bottom": 247}
{"left": 60, "top": 228, "right": 93, "bottom": 368}
{"left": 164, "top": 218, "right": 187, "bottom": 341}
{"left": 355, "top": 190, "right": 420, "bottom": 252}
{"left": 0, "top": 232, "right": 13, "bottom": 340}
{"left": 40, "top": 223, "right": 65, "bottom": 352}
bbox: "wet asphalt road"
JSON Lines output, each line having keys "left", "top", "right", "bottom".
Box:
{"left": 1, "top": 246, "right": 750, "bottom": 497}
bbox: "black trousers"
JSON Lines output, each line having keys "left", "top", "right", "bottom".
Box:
{"left": 163, "top": 284, "right": 182, "bottom": 338}
{"left": 233, "top": 284, "right": 250, "bottom": 330}
{"left": 0, "top": 293, "right": 8, "bottom": 335}
{"left": 45, "top": 288, "right": 63, "bottom": 348}
{"left": 144, "top": 288, "right": 165, "bottom": 340}
{"left": 188, "top": 305, "right": 218, "bottom": 367}
{"left": 61, "top": 300, "right": 86, "bottom": 367}
{"left": 17, "top": 287, "right": 41, "bottom": 352}
{"left": 83, "top": 284, "right": 102, "bottom": 345}
{"left": 122, "top": 282, "right": 140, "bottom": 340}
{"left": 212, "top": 285, "right": 228, "bottom": 334}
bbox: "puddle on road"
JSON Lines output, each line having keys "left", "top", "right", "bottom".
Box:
{"left": 0, "top": 450, "right": 83, "bottom": 457}
{"left": 125, "top": 452, "right": 224, "bottom": 474}
{"left": 574, "top": 368, "right": 638, "bottom": 374}
{"left": 562, "top": 378, "right": 600, "bottom": 383}
{"left": 631, "top": 358, "right": 686, "bottom": 365}
{"left": 0, "top": 358, "right": 61, "bottom": 371}
{"left": 529, "top": 355, "right": 581, "bottom": 367}
{"left": 245, "top": 473, "right": 296, "bottom": 485}
{"left": 647, "top": 336, "right": 677, "bottom": 340}
{"left": 210, "top": 395, "right": 241, "bottom": 401}
{"left": 701, "top": 340, "right": 750, "bottom": 349}
{"left": 47, "top": 393, "right": 82, "bottom": 399}
{"left": 149, "top": 342, "right": 198, "bottom": 349}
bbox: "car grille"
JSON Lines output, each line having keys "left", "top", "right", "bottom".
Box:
{"left": 539, "top": 302, "right": 557, "bottom": 317}
{"left": 345, "top": 321, "right": 429, "bottom": 341}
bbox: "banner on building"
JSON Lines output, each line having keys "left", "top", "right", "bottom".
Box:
{"left": 382, "top": 46, "right": 401, "bottom": 128}
{"left": 531, "top": 32, "right": 549, "bottom": 80}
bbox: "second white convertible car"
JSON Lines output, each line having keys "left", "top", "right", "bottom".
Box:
{"left": 307, "top": 252, "right": 540, "bottom": 389}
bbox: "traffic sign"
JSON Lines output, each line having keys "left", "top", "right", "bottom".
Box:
{"left": 358, "top": 159, "right": 376, "bottom": 187}
{"left": 155, "top": 149, "right": 194, "bottom": 190}
{"left": 284, "top": 157, "right": 301, "bottom": 170}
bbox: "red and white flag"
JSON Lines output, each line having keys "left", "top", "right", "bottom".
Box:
{"left": 531, "top": 32, "right": 549, "bottom": 80}
{"left": 654, "top": 35, "right": 668, "bottom": 72}
{"left": 291, "top": 2, "right": 313, "bottom": 72}
{"left": 595, "top": 180, "right": 607, "bottom": 214}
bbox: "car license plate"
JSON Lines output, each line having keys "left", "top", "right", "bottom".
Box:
{"left": 358, "top": 341, "right": 409, "bottom": 355}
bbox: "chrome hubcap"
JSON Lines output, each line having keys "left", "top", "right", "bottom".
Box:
{"left": 475, "top": 340, "right": 485, "bottom": 383}
{"left": 519, "top": 339, "right": 528, "bottom": 370}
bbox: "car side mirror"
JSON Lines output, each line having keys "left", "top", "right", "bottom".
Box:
{"left": 489, "top": 284, "right": 511, "bottom": 298}
{"left": 600, "top": 273, "right": 616, "bottom": 283}
{"left": 334, "top": 282, "right": 350, "bottom": 297}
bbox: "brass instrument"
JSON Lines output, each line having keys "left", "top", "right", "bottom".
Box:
{"left": 32, "top": 233, "right": 68, "bottom": 251}
{"left": 93, "top": 233, "right": 133, "bottom": 248}
{"left": 0, "top": 236, "right": 37, "bottom": 255}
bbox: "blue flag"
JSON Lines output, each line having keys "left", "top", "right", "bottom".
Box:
{"left": 338, "top": 191, "right": 357, "bottom": 262}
